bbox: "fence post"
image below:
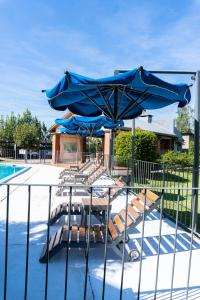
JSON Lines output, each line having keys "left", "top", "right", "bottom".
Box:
{"left": 193, "top": 70, "right": 200, "bottom": 231}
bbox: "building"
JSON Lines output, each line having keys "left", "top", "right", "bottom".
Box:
{"left": 123, "top": 118, "right": 183, "bottom": 154}
{"left": 49, "top": 112, "right": 105, "bottom": 165}
{"left": 49, "top": 113, "right": 183, "bottom": 165}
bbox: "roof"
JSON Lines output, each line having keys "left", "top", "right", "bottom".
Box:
{"left": 48, "top": 111, "right": 73, "bottom": 133}
{"left": 124, "top": 118, "right": 182, "bottom": 139}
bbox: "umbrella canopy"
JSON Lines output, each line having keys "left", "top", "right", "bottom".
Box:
{"left": 59, "top": 127, "right": 104, "bottom": 137}
{"left": 56, "top": 115, "right": 123, "bottom": 137}
{"left": 45, "top": 67, "right": 191, "bottom": 122}
{"left": 56, "top": 115, "right": 123, "bottom": 131}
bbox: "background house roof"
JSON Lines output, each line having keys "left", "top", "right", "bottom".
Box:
{"left": 48, "top": 111, "right": 73, "bottom": 133}
{"left": 124, "top": 118, "right": 182, "bottom": 139}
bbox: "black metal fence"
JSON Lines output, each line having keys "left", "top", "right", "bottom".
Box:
{"left": 0, "top": 148, "right": 52, "bottom": 164}
{"left": 112, "top": 158, "right": 200, "bottom": 234}
{"left": 0, "top": 183, "right": 199, "bottom": 299}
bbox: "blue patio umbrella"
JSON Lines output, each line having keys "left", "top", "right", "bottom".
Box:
{"left": 44, "top": 66, "right": 191, "bottom": 122}
{"left": 59, "top": 127, "right": 104, "bottom": 137}
{"left": 45, "top": 67, "right": 191, "bottom": 172}
{"left": 55, "top": 115, "right": 124, "bottom": 134}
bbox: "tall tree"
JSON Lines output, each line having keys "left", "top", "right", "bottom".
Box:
{"left": 0, "top": 113, "right": 19, "bottom": 142}
{"left": 176, "top": 106, "right": 194, "bottom": 133}
{"left": 0, "top": 110, "right": 49, "bottom": 147}
{"left": 13, "top": 123, "right": 40, "bottom": 149}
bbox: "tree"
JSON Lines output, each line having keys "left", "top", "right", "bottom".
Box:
{"left": 176, "top": 106, "right": 194, "bottom": 133}
{"left": 13, "top": 123, "right": 40, "bottom": 150}
{"left": 0, "top": 109, "right": 49, "bottom": 146}
{"left": 115, "top": 129, "right": 158, "bottom": 162}
{"left": 0, "top": 113, "right": 19, "bottom": 143}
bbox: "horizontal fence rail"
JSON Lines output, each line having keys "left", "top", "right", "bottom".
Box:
{"left": 0, "top": 148, "right": 52, "bottom": 164}
{"left": 0, "top": 182, "right": 199, "bottom": 299}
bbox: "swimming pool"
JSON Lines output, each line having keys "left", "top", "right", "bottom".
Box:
{"left": 0, "top": 164, "right": 28, "bottom": 183}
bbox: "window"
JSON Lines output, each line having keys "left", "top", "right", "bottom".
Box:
{"left": 64, "top": 142, "right": 77, "bottom": 152}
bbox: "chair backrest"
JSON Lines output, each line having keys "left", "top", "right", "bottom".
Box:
{"left": 85, "top": 166, "right": 106, "bottom": 185}
{"left": 108, "top": 189, "right": 160, "bottom": 244}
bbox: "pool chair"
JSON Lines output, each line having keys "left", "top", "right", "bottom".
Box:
{"left": 50, "top": 176, "right": 125, "bottom": 225}
{"left": 59, "top": 162, "right": 102, "bottom": 184}
{"left": 59, "top": 159, "right": 94, "bottom": 179}
{"left": 93, "top": 176, "right": 127, "bottom": 199}
{"left": 39, "top": 189, "right": 160, "bottom": 263}
{"left": 56, "top": 165, "right": 107, "bottom": 196}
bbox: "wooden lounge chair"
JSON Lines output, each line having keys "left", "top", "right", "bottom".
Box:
{"left": 59, "top": 163, "right": 102, "bottom": 184}
{"left": 39, "top": 189, "right": 160, "bottom": 263}
{"left": 56, "top": 166, "right": 107, "bottom": 196}
{"left": 51, "top": 176, "right": 125, "bottom": 225}
{"left": 93, "top": 177, "right": 127, "bottom": 199}
{"left": 59, "top": 160, "right": 94, "bottom": 179}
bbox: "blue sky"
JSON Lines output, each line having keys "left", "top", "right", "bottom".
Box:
{"left": 0, "top": 0, "right": 199, "bottom": 127}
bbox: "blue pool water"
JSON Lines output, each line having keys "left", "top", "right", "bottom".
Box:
{"left": 0, "top": 164, "right": 25, "bottom": 181}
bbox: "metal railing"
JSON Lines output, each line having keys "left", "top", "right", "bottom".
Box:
{"left": 0, "top": 148, "right": 52, "bottom": 164}
{"left": 111, "top": 158, "right": 200, "bottom": 234}
{"left": 0, "top": 183, "right": 199, "bottom": 299}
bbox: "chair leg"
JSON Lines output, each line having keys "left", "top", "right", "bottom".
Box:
{"left": 110, "top": 244, "right": 123, "bottom": 259}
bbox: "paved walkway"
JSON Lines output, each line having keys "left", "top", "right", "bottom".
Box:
{"left": 0, "top": 164, "right": 199, "bottom": 299}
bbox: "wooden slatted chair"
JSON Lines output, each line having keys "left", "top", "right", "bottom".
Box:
{"left": 56, "top": 165, "right": 106, "bottom": 196}
{"left": 59, "top": 163, "right": 101, "bottom": 184}
{"left": 51, "top": 176, "right": 125, "bottom": 225}
{"left": 49, "top": 202, "right": 83, "bottom": 225}
{"left": 59, "top": 160, "right": 93, "bottom": 178}
{"left": 39, "top": 189, "right": 160, "bottom": 263}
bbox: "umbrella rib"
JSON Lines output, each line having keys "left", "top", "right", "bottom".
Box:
{"left": 96, "top": 87, "right": 115, "bottom": 121}
{"left": 80, "top": 91, "right": 111, "bottom": 119}
{"left": 116, "top": 86, "right": 126, "bottom": 121}
{"left": 118, "top": 88, "right": 149, "bottom": 120}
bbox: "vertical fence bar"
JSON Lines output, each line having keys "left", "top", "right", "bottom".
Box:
{"left": 44, "top": 186, "right": 52, "bottom": 300}
{"left": 102, "top": 188, "right": 111, "bottom": 300}
{"left": 137, "top": 188, "right": 147, "bottom": 299}
{"left": 186, "top": 190, "right": 196, "bottom": 299}
{"left": 64, "top": 186, "right": 72, "bottom": 300}
{"left": 4, "top": 185, "right": 10, "bottom": 300}
{"left": 154, "top": 189, "right": 164, "bottom": 299}
{"left": 119, "top": 188, "right": 129, "bottom": 300}
{"left": 170, "top": 189, "right": 180, "bottom": 299}
{"left": 173, "top": 167, "right": 176, "bottom": 219}
{"left": 24, "top": 185, "right": 31, "bottom": 300}
{"left": 185, "top": 167, "right": 189, "bottom": 227}
{"left": 84, "top": 187, "right": 92, "bottom": 300}
{"left": 193, "top": 70, "right": 200, "bottom": 231}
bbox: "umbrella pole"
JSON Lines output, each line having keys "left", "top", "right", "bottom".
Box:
{"left": 109, "top": 129, "right": 115, "bottom": 175}
{"left": 131, "top": 119, "right": 135, "bottom": 184}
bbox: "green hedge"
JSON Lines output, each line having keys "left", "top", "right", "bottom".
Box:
{"left": 115, "top": 129, "right": 158, "bottom": 162}
{"left": 161, "top": 150, "right": 193, "bottom": 167}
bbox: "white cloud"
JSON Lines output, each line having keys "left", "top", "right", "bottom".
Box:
{"left": 0, "top": 1, "right": 199, "bottom": 127}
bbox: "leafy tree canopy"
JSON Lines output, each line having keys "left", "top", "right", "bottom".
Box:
{"left": 0, "top": 109, "right": 49, "bottom": 147}
{"left": 176, "top": 106, "right": 194, "bottom": 133}
{"left": 13, "top": 123, "right": 40, "bottom": 150}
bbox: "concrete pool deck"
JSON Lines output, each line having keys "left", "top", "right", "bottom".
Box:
{"left": 0, "top": 165, "right": 199, "bottom": 299}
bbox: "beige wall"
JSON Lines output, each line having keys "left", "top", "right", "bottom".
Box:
{"left": 59, "top": 134, "right": 82, "bottom": 163}
{"left": 52, "top": 133, "right": 84, "bottom": 164}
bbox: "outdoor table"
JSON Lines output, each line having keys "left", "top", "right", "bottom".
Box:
{"left": 81, "top": 197, "right": 111, "bottom": 225}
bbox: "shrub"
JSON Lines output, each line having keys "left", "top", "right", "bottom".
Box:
{"left": 115, "top": 129, "right": 158, "bottom": 163}
{"left": 161, "top": 150, "right": 193, "bottom": 167}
